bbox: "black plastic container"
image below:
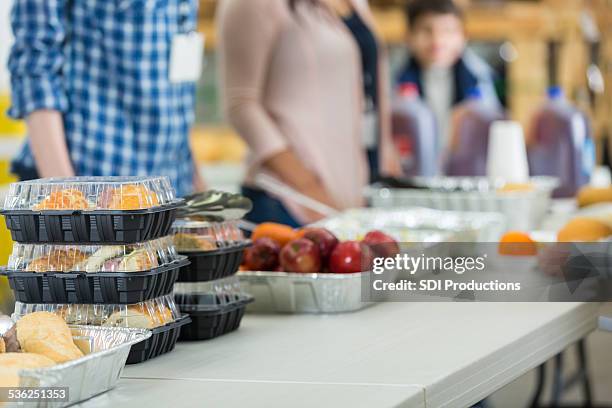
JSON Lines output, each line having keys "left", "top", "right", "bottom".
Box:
{"left": 2, "top": 203, "right": 182, "bottom": 244}
{"left": 177, "top": 297, "right": 252, "bottom": 341}
{"left": 127, "top": 315, "right": 191, "bottom": 364}
{"left": 2, "top": 258, "right": 188, "bottom": 304}
{"left": 177, "top": 242, "right": 250, "bottom": 283}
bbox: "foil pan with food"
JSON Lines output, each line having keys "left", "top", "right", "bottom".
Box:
{"left": 239, "top": 223, "right": 402, "bottom": 313}
{"left": 12, "top": 295, "right": 189, "bottom": 365}
{"left": 174, "top": 277, "right": 253, "bottom": 340}
{"left": 2, "top": 176, "right": 183, "bottom": 244}
{"left": 1, "top": 237, "right": 188, "bottom": 304}
{"left": 172, "top": 219, "right": 251, "bottom": 282}
{"left": 0, "top": 311, "right": 150, "bottom": 407}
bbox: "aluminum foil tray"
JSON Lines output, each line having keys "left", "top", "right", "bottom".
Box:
{"left": 366, "top": 177, "right": 558, "bottom": 231}
{"left": 314, "top": 207, "right": 506, "bottom": 242}
{"left": 238, "top": 271, "right": 377, "bottom": 314}
{"left": 6, "top": 325, "right": 150, "bottom": 408}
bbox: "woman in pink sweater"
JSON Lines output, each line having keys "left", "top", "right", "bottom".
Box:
{"left": 218, "top": 0, "right": 400, "bottom": 226}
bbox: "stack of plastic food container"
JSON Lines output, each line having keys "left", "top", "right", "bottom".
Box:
{"left": 0, "top": 176, "right": 190, "bottom": 364}
{"left": 171, "top": 219, "right": 253, "bottom": 340}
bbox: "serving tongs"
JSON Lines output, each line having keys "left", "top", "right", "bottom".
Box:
{"left": 177, "top": 190, "right": 253, "bottom": 222}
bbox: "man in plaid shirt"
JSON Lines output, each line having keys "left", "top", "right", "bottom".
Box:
{"left": 7, "top": 0, "right": 205, "bottom": 196}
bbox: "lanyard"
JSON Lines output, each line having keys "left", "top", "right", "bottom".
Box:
{"left": 178, "top": 0, "right": 193, "bottom": 33}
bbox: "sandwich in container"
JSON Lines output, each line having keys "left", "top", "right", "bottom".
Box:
{"left": 172, "top": 219, "right": 251, "bottom": 282}
{"left": 2, "top": 237, "right": 189, "bottom": 304}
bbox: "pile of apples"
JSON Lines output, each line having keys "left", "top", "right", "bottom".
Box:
{"left": 243, "top": 224, "right": 399, "bottom": 274}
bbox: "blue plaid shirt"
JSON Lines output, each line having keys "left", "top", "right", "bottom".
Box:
{"left": 8, "top": 0, "right": 198, "bottom": 197}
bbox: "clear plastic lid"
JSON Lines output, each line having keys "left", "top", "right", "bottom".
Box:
{"left": 3, "top": 176, "right": 177, "bottom": 211}
{"left": 407, "top": 176, "right": 558, "bottom": 194}
{"left": 172, "top": 219, "right": 246, "bottom": 252}
{"left": 13, "top": 295, "right": 180, "bottom": 329}
{"left": 174, "top": 276, "right": 250, "bottom": 311}
{"left": 7, "top": 237, "right": 181, "bottom": 273}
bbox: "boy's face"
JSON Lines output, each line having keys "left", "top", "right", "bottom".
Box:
{"left": 408, "top": 13, "right": 466, "bottom": 69}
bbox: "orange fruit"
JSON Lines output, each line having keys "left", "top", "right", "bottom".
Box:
{"left": 34, "top": 189, "right": 90, "bottom": 210}
{"left": 557, "top": 218, "right": 612, "bottom": 242}
{"left": 252, "top": 223, "right": 298, "bottom": 246}
{"left": 294, "top": 228, "right": 308, "bottom": 239}
{"left": 498, "top": 231, "right": 537, "bottom": 256}
{"left": 101, "top": 185, "right": 160, "bottom": 210}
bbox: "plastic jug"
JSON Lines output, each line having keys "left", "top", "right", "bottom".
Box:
{"left": 444, "top": 87, "right": 505, "bottom": 176}
{"left": 391, "top": 83, "right": 439, "bottom": 177}
{"left": 527, "top": 86, "right": 594, "bottom": 198}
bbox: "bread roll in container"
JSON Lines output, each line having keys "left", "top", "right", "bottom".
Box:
{"left": 2, "top": 176, "right": 184, "bottom": 244}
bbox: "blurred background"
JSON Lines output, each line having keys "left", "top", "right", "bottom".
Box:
{"left": 0, "top": 0, "right": 611, "bottom": 313}
{"left": 0, "top": 1, "right": 611, "bottom": 405}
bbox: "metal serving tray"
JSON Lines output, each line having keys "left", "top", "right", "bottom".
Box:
{"left": 238, "top": 270, "right": 398, "bottom": 314}
{"left": 5, "top": 326, "right": 150, "bottom": 408}
{"left": 238, "top": 271, "right": 370, "bottom": 314}
{"left": 366, "top": 176, "right": 558, "bottom": 231}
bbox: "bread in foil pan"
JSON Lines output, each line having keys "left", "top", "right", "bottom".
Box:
{"left": 4, "top": 326, "right": 150, "bottom": 408}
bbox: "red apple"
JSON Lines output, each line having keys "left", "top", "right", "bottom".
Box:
{"left": 329, "top": 241, "right": 374, "bottom": 274}
{"left": 300, "top": 228, "right": 339, "bottom": 260}
{"left": 280, "top": 238, "right": 322, "bottom": 273}
{"left": 244, "top": 238, "right": 280, "bottom": 271}
{"left": 363, "top": 230, "right": 400, "bottom": 258}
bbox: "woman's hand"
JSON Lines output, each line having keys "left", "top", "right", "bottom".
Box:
{"left": 298, "top": 178, "right": 339, "bottom": 223}
{"left": 264, "top": 149, "right": 339, "bottom": 223}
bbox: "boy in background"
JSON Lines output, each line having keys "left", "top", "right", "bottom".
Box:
{"left": 397, "top": 0, "right": 500, "bottom": 147}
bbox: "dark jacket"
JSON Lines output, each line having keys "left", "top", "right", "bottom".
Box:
{"left": 397, "top": 49, "right": 501, "bottom": 107}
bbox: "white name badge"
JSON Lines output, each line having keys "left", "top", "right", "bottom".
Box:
{"left": 169, "top": 32, "right": 205, "bottom": 83}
